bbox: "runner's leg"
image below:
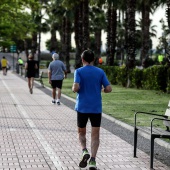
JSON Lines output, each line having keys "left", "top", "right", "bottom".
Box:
{"left": 91, "top": 127, "right": 100, "bottom": 158}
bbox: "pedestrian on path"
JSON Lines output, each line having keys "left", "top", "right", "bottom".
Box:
{"left": 18, "top": 57, "right": 24, "bottom": 75}
{"left": 18, "top": 57, "right": 24, "bottom": 65}
{"left": 72, "top": 49, "right": 112, "bottom": 170}
{"left": 1, "top": 56, "right": 8, "bottom": 75}
{"left": 48, "top": 53, "right": 67, "bottom": 105}
{"left": 25, "top": 54, "right": 38, "bottom": 94}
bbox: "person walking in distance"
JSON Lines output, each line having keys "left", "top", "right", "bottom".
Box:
{"left": 25, "top": 54, "right": 38, "bottom": 94}
{"left": 18, "top": 57, "right": 24, "bottom": 75}
{"left": 1, "top": 56, "right": 8, "bottom": 75}
{"left": 72, "top": 49, "right": 112, "bottom": 170}
{"left": 48, "top": 53, "right": 67, "bottom": 105}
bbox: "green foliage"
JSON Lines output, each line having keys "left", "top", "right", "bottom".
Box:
{"left": 46, "top": 61, "right": 50, "bottom": 68}
{"left": 142, "top": 65, "right": 167, "bottom": 91}
{"left": 62, "top": 0, "right": 80, "bottom": 9}
{"left": 41, "top": 73, "right": 170, "bottom": 127}
{"left": 131, "top": 68, "right": 143, "bottom": 88}
{"left": 0, "top": 0, "right": 38, "bottom": 50}
{"left": 116, "top": 66, "right": 128, "bottom": 87}
{"left": 100, "top": 65, "right": 170, "bottom": 92}
{"left": 45, "top": 39, "right": 62, "bottom": 52}
{"left": 99, "top": 65, "right": 118, "bottom": 85}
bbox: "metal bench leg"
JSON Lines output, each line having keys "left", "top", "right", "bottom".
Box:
{"left": 134, "top": 127, "right": 138, "bottom": 157}
{"left": 150, "top": 135, "right": 155, "bottom": 169}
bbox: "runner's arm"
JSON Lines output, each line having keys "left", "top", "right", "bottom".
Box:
{"left": 103, "top": 85, "right": 112, "bottom": 93}
{"left": 72, "top": 83, "right": 79, "bottom": 93}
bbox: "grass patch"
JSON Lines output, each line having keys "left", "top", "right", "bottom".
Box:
{"left": 41, "top": 73, "right": 170, "bottom": 128}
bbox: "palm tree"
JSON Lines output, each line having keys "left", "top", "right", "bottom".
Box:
{"left": 74, "top": 2, "right": 83, "bottom": 68}
{"left": 141, "top": 0, "right": 150, "bottom": 61}
{"left": 158, "top": 19, "right": 170, "bottom": 56}
{"left": 73, "top": 0, "right": 90, "bottom": 68}
{"left": 137, "top": 0, "right": 160, "bottom": 61}
{"left": 167, "top": 0, "right": 170, "bottom": 28}
{"left": 83, "top": 0, "right": 90, "bottom": 50}
{"left": 89, "top": 6, "right": 106, "bottom": 65}
{"left": 63, "top": 10, "right": 73, "bottom": 73}
{"left": 116, "top": 0, "right": 127, "bottom": 65}
{"left": 136, "top": 19, "right": 157, "bottom": 59}
{"left": 106, "top": 0, "right": 117, "bottom": 66}
{"left": 116, "top": 21, "right": 126, "bottom": 65}
{"left": 126, "top": 0, "right": 136, "bottom": 69}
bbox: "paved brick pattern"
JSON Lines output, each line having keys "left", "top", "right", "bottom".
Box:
{"left": 0, "top": 72, "right": 169, "bottom": 170}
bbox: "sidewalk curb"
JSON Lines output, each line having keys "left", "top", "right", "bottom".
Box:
{"left": 61, "top": 92, "right": 170, "bottom": 151}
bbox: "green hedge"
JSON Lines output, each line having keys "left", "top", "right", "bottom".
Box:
{"left": 99, "top": 65, "right": 170, "bottom": 92}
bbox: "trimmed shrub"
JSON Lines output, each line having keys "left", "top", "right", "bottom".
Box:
{"left": 116, "top": 66, "right": 128, "bottom": 87}
{"left": 131, "top": 68, "right": 143, "bottom": 88}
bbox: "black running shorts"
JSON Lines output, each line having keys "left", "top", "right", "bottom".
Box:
{"left": 51, "top": 80, "right": 63, "bottom": 89}
{"left": 77, "top": 112, "right": 102, "bottom": 128}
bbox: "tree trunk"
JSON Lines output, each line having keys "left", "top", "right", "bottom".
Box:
{"left": 167, "top": 0, "right": 170, "bottom": 29}
{"left": 94, "top": 29, "right": 102, "bottom": 65}
{"left": 126, "top": 0, "right": 136, "bottom": 69}
{"left": 60, "top": 16, "right": 66, "bottom": 62}
{"left": 82, "top": 0, "right": 89, "bottom": 51}
{"left": 110, "top": 6, "right": 117, "bottom": 66}
{"left": 24, "top": 40, "right": 29, "bottom": 59}
{"left": 106, "top": 3, "right": 111, "bottom": 65}
{"left": 31, "top": 32, "right": 37, "bottom": 56}
{"left": 106, "top": 2, "right": 117, "bottom": 66}
{"left": 50, "top": 28, "right": 57, "bottom": 53}
{"left": 75, "top": 2, "right": 83, "bottom": 69}
{"left": 141, "top": 1, "right": 150, "bottom": 61}
{"left": 65, "top": 17, "right": 71, "bottom": 73}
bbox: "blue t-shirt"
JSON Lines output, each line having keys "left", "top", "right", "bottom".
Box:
{"left": 74, "top": 65, "right": 110, "bottom": 113}
{"left": 48, "top": 60, "right": 66, "bottom": 80}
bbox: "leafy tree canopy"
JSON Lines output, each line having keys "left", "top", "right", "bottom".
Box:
{"left": 0, "top": 0, "right": 38, "bottom": 47}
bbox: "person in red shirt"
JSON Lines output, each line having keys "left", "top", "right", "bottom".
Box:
{"left": 98, "top": 57, "right": 103, "bottom": 65}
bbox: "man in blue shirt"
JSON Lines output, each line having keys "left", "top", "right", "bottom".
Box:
{"left": 48, "top": 53, "right": 67, "bottom": 105}
{"left": 72, "top": 49, "right": 112, "bottom": 170}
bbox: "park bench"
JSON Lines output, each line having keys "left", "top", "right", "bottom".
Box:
{"left": 35, "top": 71, "right": 48, "bottom": 87}
{"left": 134, "top": 102, "right": 170, "bottom": 169}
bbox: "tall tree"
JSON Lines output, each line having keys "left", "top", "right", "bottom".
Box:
{"left": 126, "top": 0, "right": 136, "bottom": 69}
{"left": 74, "top": 1, "right": 84, "bottom": 68}
{"left": 62, "top": 10, "right": 73, "bottom": 72}
{"left": 106, "top": 1, "right": 117, "bottom": 66}
{"left": 89, "top": 6, "right": 106, "bottom": 65}
{"left": 0, "top": 0, "right": 36, "bottom": 53}
{"left": 167, "top": 0, "right": 170, "bottom": 28}
{"left": 63, "top": 0, "right": 90, "bottom": 68}
{"left": 137, "top": 0, "right": 160, "bottom": 61}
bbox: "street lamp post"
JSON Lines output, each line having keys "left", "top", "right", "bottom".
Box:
{"left": 10, "top": 45, "right": 16, "bottom": 71}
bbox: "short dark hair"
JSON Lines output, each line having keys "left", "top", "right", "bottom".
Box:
{"left": 81, "top": 49, "right": 94, "bottom": 64}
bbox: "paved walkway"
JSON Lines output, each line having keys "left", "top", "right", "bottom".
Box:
{"left": 0, "top": 71, "right": 169, "bottom": 170}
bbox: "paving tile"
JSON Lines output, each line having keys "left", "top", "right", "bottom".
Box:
{"left": 0, "top": 72, "right": 169, "bottom": 170}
